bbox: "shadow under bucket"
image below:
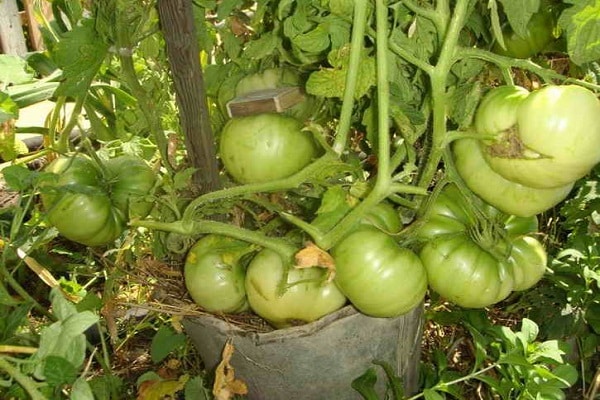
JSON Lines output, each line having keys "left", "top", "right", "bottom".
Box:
{"left": 183, "top": 304, "right": 423, "bottom": 399}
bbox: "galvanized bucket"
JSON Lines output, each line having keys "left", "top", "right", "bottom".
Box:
{"left": 183, "top": 304, "right": 423, "bottom": 399}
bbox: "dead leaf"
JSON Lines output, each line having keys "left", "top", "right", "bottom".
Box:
{"left": 294, "top": 242, "right": 336, "bottom": 282}
{"left": 136, "top": 374, "right": 188, "bottom": 400}
{"left": 213, "top": 340, "right": 248, "bottom": 400}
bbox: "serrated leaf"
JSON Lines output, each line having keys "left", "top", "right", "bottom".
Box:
{"left": 52, "top": 18, "right": 109, "bottom": 97}
{"left": 310, "top": 186, "right": 354, "bottom": 232}
{"left": 499, "top": 0, "right": 540, "bottom": 38}
{"left": 150, "top": 325, "right": 186, "bottom": 363}
{"left": 0, "top": 55, "right": 33, "bottom": 87}
{"left": 558, "top": 0, "right": 600, "bottom": 65}
{"left": 43, "top": 355, "right": 78, "bottom": 387}
{"left": 306, "top": 48, "right": 375, "bottom": 99}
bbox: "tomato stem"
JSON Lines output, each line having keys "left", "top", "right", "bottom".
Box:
{"left": 331, "top": 0, "right": 368, "bottom": 155}
{"left": 130, "top": 219, "right": 297, "bottom": 261}
{"left": 416, "top": 0, "right": 471, "bottom": 192}
{"left": 182, "top": 153, "right": 341, "bottom": 220}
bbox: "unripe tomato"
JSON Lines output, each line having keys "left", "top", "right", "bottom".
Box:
{"left": 415, "top": 184, "right": 547, "bottom": 308}
{"left": 475, "top": 85, "right": 600, "bottom": 189}
{"left": 184, "top": 235, "right": 250, "bottom": 313}
{"left": 493, "top": 10, "right": 556, "bottom": 59}
{"left": 41, "top": 155, "right": 155, "bottom": 246}
{"left": 332, "top": 227, "right": 427, "bottom": 317}
{"left": 245, "top": 249, "right": 346, "bottom": 328}
{"left": 453, "top": 138, "right": 573, "bottom": 217}
{"left": 219, "top": 113, "right": 319, "bottom": 184}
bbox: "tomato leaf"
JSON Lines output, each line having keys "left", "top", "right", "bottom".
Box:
{"left": 488, "top": 0, "right": 506, "bottom": 50}
{"left": 306, "top": 46, "right": 375, "bottom": 99}
{"left": 558, "top": 0, "right": 600, "bottom": 65}
{"left": 150, "top": 325, "right": 186, "bottom": 364}
{"left": 351, "top": 367, "right": 379, "bottom": 400}
{"left": 43, "top": 355, "right": 78, "bottom": 387}
{"left": 498, "top": 0, "right": 540, "bottom": 38}
{"left": 52, "top": 18, "right": 109, "bottom": 97}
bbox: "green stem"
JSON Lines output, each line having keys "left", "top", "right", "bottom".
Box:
{"left": 182, "top": 154, "right": 339, "bottom": 220}
{"left": 389, "top": 183, "right": 428, "bottom": 196}
{"left": 405, "top": 363, "right": 498, "bottom": 400}
{"left": 456, "top": 47, "right": 565, "bottom": 83}
{"left": 416, "top": 0, "right": 471, "bottom": 190}
{"left": 443, "top": 130, "right": 497, "bottom": 146}
{"left": 402, "top": 0, "right": 446, "bottom": 40}
{"left": 116, "top": 27, "right": 171, "bottom": 172}
{"left": 56, "top": 94, "right": 86, "bottom": 153}
{"left": 315, "top": 0, "right": 394, "bottom": 250}
{"left": 332, "top": 0, "right": 369, "bottom": 154}
{"left": 0, "top": 357, "right": 47, "bottom": 400}
{"left": 130, "top": 219, "right": 297, "bottom": 261}
{"left": 384, "top": 40, "right": 435, "bottom": 75}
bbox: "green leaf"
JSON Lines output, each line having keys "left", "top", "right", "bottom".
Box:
{"left": 216, "top": 0, "right": 242, "bottom": 20}
{"left": 244, "top": 32, "right": 279, "bottom": 60}
{"left": 519, "top": 318, "right": 540, "bottom": 345}
{"left": 0, "top": 91, "right": 18, "bottom": 123}
{"left": 529, "top": 340, "right": 565, "bottom": 364}
{"left": 0, "top": 55, "right": 34, "bottom": 86}
{"left": 52, "top": 18, "right": 110, "bottom": 97}
{"left": 306, "top": 47, "right": 375, "bottom": 99}
{"left": 310, "top": 186, "right": 353, "bottom": 232}
{"left": 488, "top": 0, "right": 506, "bottom": 50}
{"left": 88, "top": 374, "right": 124, "bottom": 400}
{"left": 150, "top": 325, "right": 186, "bottom": 363}
{"left": 292, "top": 25, "right": 331, "bottom": 53}
{"left": 351, "top": 367, "right": 379, "bottom": 400}
{"left": 43, "top": 355, "right": 78, "bottom": 387}
{"left": 423, "top": 388, "right": 445, "bottom": 400}
{"left": 70, "top": 377, "right": 95, "bottom": 400}
{"left": 558, "top": 0, "right": 600, "bottom": 65}
{"left": 0, "top": 165, "right": 37, "bottom": 191}
{"left": 373, "top": 360, "right": 404, "bottom": 399}
{"left": 498, "top": 0, "right": 540, "bottom": 38}
{"left": 184, "top": 376, "right": 212, "bottom": 400}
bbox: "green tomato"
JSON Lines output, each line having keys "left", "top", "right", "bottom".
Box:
{"left": 474, "top": 85, "right": 530, "bottom": 136}
{"left": 219, "top": 113, "right": 319, "bottom": 184}
{"left": 416, "top": 185, "right": 548, "bottom": 308}
{"left": 360, "top": 201, "right": 402, "bottom": 234}
{"left": 420, "top": 234, "right": 515, "bottom": 308}
{"left": 104, "top": 155, "right": 157, "bottom": 218}
{"left": 453, "top": 138, "right": 573, "bottom": 217}
{"left": 184, "top": 235, "right": 250, "bottom": 313}
{"left": 234, "top": 68, "right": 320, "bottom": 122}
{"left": 493, "top": 9, "right": 556, "bottom": 59}
{"left": 476, "top": 85, "right": 600, "bottom": 188}
{"left": 245, "top": 249, "right": 346, "bottom": 328}
{"left": 416, "top": 184, "right": 538, "bottom": 241}
{"left": 332, "top": 227, "right": 427, "bottom": 317}
{"left": 41, "top": 155, "right": 156, "bottom": 246}
{"left": 507, "top": 236, "right": 547, "bottom": 291}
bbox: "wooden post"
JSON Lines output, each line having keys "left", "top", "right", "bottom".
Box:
{"left": 0, "top": 0, "right": 28, "bottom": 56}
{"left": 157, "top": 0, "right": 221, "bottom": 194}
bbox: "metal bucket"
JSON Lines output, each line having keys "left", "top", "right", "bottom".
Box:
{"left": 183, "top": 304, "right": 423, "bottom": 399}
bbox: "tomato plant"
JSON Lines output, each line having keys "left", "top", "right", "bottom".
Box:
{"left": 492, "top": 9, "right": 556, "bottom": 59}
{"left": 41, "top": 155, "right": 156, "bottom": 246}
{"left": 475, "top": 85, "right": 600, "bottom": 189}
{"left": 453, "top": 138, "right": 573, "bottom": 217}
{"left": 245, "top": 249, "right": 346, "bottom": 328}
{"left": 332, "top": 227, "right": 427, "bottom": 317}
{"left": 184, "top": 235, "right": 251, "bottom": 313}
{"left": 219, "top": 113, "right": 320, "bottom": 184}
